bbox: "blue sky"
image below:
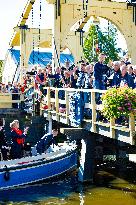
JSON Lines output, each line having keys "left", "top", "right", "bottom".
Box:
{"left": 0, "top": 0, "right": 53, "bottom": 60}
{"left": 0, "top": 0, "right": 28, "bottom": 59}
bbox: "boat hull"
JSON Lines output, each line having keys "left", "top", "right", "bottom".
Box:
{"left": 0, "top": 151, "right": 77, "bottom": 190}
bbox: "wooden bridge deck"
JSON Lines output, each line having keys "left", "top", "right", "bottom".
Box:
{"left": 0, "top": 88, "right": 135, "bottom": 145}
{"left": 40, "top": 87, "right": 136, "bottom": 145}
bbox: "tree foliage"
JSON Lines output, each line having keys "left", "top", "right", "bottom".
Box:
{"left": 0, "top": 60, "right": 3, "bottom": 82}
{"left": 83, "top": 23, "right": 120, "bottom": 63}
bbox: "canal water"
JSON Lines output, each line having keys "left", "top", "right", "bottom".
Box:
{"left": 0, "top": 168, "right": 135, "bottom": 205}
{"left": 1, "top": 115, "right": 135, "bottom": 204}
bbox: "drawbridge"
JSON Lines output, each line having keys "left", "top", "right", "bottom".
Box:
{"left": 2, "top": 0, "right": 136, "bottom": 84}
{"left": 1, "top": 0, "right": 136, "bottom": 182}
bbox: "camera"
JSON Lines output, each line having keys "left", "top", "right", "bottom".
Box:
{"left": 68, "top": 64, "right": 75, "bottom": 71}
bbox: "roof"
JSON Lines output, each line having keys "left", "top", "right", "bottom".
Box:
{"left": 9, "top": 49, "right": 74, "bottom": 66}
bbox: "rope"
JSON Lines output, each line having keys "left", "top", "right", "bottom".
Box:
{"left": 38, "top": 0, "right": 42, "bottom": 63}
{"left": 83, "top": 0, "right": 88, "bottom": 18}
{"left": 53, "top": 37, "right": 60, "bottom": 67}
{"left": 127, "top": 0, "right": 136, "bottom": 25}
{"left": 12, "top": 64, "right": 20, "bottom": 84}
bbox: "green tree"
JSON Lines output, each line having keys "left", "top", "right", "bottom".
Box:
{"left": 0, "top": 60, "right": 3, "bottom": 82}
{"left": 83, "top": 24, "right": 98, "bottom": 62}
{"left": 83, "top": 23, "right": 120, "bottom": 63}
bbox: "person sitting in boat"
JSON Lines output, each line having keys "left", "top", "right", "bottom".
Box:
{"left": 36, "top": 129, "right": 58, "bottom": 154}
{"left": 10, "top": 120, "right": 29, "bottom": 159}
{"left": 0, "top": 118, "right": 9, "bottom": 160}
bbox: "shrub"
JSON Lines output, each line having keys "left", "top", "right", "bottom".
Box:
{"left": 101, "top": 87, "right": 136, "bottom": 119}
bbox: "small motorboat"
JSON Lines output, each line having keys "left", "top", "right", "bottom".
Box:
{"left": 0, "top": 139, "right": 77, "bottom": 190}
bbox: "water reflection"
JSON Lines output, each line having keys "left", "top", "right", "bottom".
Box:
{"left": 0, "top": 176, "right": 77, "bottom": 203}
{"left": 0, "top": 171, "right": 135, "bottom": 205}
{"left": 79, "top": 190, "right": 85, "bottom": 205}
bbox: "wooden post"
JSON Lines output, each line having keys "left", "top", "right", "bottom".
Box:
{"left": 55, "top": 89, "right": 59, "bottom": 121}
{"left": 47, "top": 87, "right": 51, "bottom": 110}
{"left": 91, "top": 91, "right": 96, "bottom": 132}
{"left": 110, "top": 118, "right": 115, "bottom": 139}
{"left": 65, "top": 90, "right": 69, "bottom": 124}
{"left": 48, "top": 114, "right": 52, "bottom": 135}
{"left": 40, "top": 101, "right": 42, "bottom": 116}
{"left": 129, "top": 113, "right": 135, "bottom": 145}
{"left": 78, "top": 137, "right": 95, "bottom": 182}
{"left": 32, "top": 90, "right": 36, "bottom": 116}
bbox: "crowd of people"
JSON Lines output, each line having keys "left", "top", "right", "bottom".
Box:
{"left": 0, "top": 53, "right": 135, "bottom": 97}
{"left": 0, "top": 53, "right": 135, "bottom": 160}
{"left": 0, "top": 53, "right": 135, "bottom": 111}
{"left": 23, "top": 53, "right": 136, "bottom": 95}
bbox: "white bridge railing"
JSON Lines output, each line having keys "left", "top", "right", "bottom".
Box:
{"left": 40, "top": 87, "right": 135, "bottom": 145}
{"left": 0, "top": 93, "right": 24, "bottom": 109}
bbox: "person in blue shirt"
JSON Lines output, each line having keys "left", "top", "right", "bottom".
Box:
{"left": 110, "top": 61, "right": 121, "bottom": 87}
{"left": 119, "top": 65, "right": 135, "bottom": 89}
{"left": 93, "top": 53, "right": 110, "bottom": 90}
{"left": 76, "top": 62, "right": 86, "bottom": 88}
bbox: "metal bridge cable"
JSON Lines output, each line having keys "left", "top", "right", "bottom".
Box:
{"left": 58, "top": 0, "right": 60, "bottom": 17}
{"left": 55, "top": 0, "right": 57, "bottom": 19}
{"left": 32, "top": 4, "right": 35, "bottom": 64}
{"left": 12, "top": 64, "right": 20, "bottom": 84}
{"left": 53, "top": 37, "right": 60, "bottom": 67}
{"left": 53, "top": 1, "right": 61, "bottom": 67}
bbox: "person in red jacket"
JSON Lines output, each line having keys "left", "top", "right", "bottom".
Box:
{"left": 10, "top": 120, "right": 29, "bottom": 159}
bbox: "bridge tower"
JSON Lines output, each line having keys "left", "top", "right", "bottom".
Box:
{"left": 8, "top": 0, "right": 136, "bottom": 84}
{"left": 48, "top": 0, "right": 136, "bottom": 64}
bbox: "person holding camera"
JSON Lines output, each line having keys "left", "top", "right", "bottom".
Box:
{"left": 10, "top": 120, "right": 29, "bottom": 159}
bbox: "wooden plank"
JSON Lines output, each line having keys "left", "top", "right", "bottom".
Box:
{"left": 55, "top": 90, "right": 59, "bottom": 113}
{"left": 129, "top": 114, "right": 135, "bottom": 145}
{"left": 91, "top": 91, "right": 96, "bottom": 133}
{"left": 47, "top": 87, "right": 51, "bottom": 109}
{"left": 65, "top": 91, "right": 69, "bottom": 125}
{"left": 94, "top": 121, "right": 110, "bottom": 128}
{"left": 112, "top": 126, "right": 129, "bottom": 132}
{"left": 55, "top": 89, "right": 59, "bottom": 122}
{"left": 110, "top": 118, "right": 115, "bottom": 139}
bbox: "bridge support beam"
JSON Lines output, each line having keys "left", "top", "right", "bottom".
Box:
{"left": 52, "top": 4, "right": 61, "bottom": 71}
{"left": 60, "top": 128, "right": 95, "bottom": 182}
{"left": 78, "top": 137, "right": 95, "bottom": 182}
{"left": 13, "top": 26, "right": 52, "bottom": 83}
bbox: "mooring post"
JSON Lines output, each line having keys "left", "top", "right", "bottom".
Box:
{"left": 78, "top": 137, "right": 95, "bottom": 182}
{"left": 48, "top": 114, "right": 52, "bottom": 135}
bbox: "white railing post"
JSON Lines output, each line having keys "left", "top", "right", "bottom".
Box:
{"left": 55, "top": 89, "right": 59, "bottom": 121}
{"left": 65, "top": 90, "right": 69, "bottom": 124}
{"left": 110, "top": 118, "right": 115, "bottom": 139}
{"left": 47, "top": 87, "right": 51, "bottom": 110}
{"left": 129, "top": 113, "right": 135, "bottom": 145}
{"left": 91, "top": 90, "right": 96, "bottom": 133}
